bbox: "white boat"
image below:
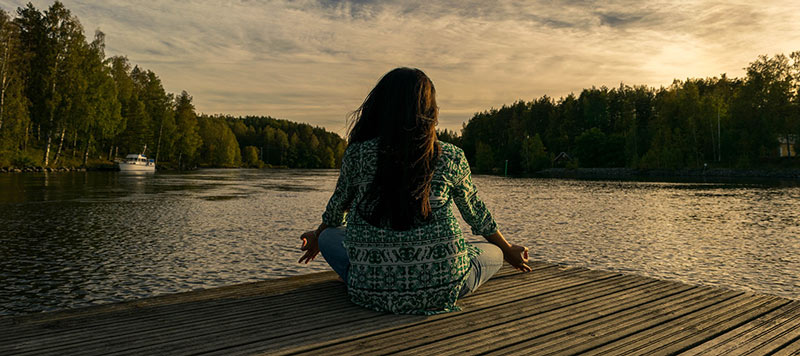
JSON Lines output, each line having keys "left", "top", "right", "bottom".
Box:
{"left": 118, "top": 153, "right": 156, "bottom": 172}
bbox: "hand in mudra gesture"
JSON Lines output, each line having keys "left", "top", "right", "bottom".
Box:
{"left": 298, "top": 230, "right": 320, "bottom": 264}
{"left": 503, "top": 244, "right": 531, "bottom": 272}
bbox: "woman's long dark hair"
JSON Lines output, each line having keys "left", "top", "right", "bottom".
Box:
{"left": 348, "top": 67, "right": 440, "bottom": 231}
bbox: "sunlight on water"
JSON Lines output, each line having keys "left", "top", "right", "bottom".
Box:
{"left": 1, "top": 170, "right": 798, "bottom": 315}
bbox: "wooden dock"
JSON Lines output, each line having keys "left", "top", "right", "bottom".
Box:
{"left": 2, "top": 262, "right": 800, "bottom": 355}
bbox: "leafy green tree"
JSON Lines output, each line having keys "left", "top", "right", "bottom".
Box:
{"left": 15, "top": 3, "right": 47, "bottom": 147}
{"left": 78, "top": 31, "right": 121, "bottom": 166}
{"left": 116, "top": 65, "right": 152, "bottom": 157}
{"left": 287, "top": 132, "right": 300, "bottom": 166}
{"left": 17, "top": 2, "right": 87, "bottom": 166}
{"left": 197, "top": 116, "right": 239, "bottom": 167}
{"left": 0, "top": 9, "right": 29, "bottom": 159}
{"left": 139, "top": 71, "right": 174, "bottom": 164}
{"left": 242, "top": 145, "right": 260, "bottom": 167}
{"left": 107, "top": 56, "right": 137, "bottom": 158}
{"left": 43, "top": 2, "right": 86, "bottom": 166}
{"left": 521, "top": 134, "right": 548, "bottom": 172}
{"left": 333, "top": 140, "right": 346, "bottom": 167}
{"left": 274, "top": 128, "right": 289, "bottom": 165}
{"left": 320, "top": 146, "right": 335, "bottom": 168}
{"left": 475, "top": 141, "right": 494, "bottom": 172}
{"left": 174, "top": 91, "right": 201, "bottom": 169}
{"left": 437, "top": 128, "right": 461, "bottom": 146}
{"left": 574, "top": 128, "right": 606, "bottom": 168}
{"left": 260, "top": 126, "right": 275, "bottom": 163}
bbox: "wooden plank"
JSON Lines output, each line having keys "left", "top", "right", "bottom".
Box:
{"left": 8, "top": 294, "right": 364, "bottom": 356}
{"left": 493, "top": 261, "right": 554, "bottom": 278}
{"left": 4, "top": 261, "right": 800, "bottom": 356}
{"left": 361, "top": 278, "right": 673, "bottom": 356}
{"left": 195, "top": 269, "right": 620, "bottom": 355}
{"left": 3, "top": 281, "right": 347, "bottom": 345}
{"left": 674, "top": 300, "right": 800, "bottom": 355}
{"left": 773, "top": 340, "right": 800, "bottom": 356}
{"left": 4, "top": 266, "right": 558, "bottom": 356}
{"left": 3, "top": 265, "right": 554, "bottom": 354}
{"left": 394, "top": 281, "right": 701, "bottom": 356}
{"left": 468, "top": 287, "right": 734, "bottom": 355}
{"left": 646, "top": 297, "right": 788, "bottom": 355}
{"left": 4, "top": 264, "right": 547, "bottom": 353}
{"left": 274, "top": 275, "right": 650, "bottom": 356}
{"left": 110, "top": 268, "right": 613, "bottom": 356}
{"left": 114, "top": 271, "right": 612, "bottom": 353}
{"left": 578, "top": 295, "right": 788, "bottom": 356}
{"left": 6, "top": 290, "right": 355, "bottom": 355}
{"left": 1, "top": 271, "right": 339, "bottom": 328}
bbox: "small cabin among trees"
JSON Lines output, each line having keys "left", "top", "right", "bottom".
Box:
{"left": 552, "top": 152, "right": 572, "bottom": 167}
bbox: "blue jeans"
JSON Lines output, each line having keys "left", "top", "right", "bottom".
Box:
{"left": 317, "top": 226, "right": 504, "bottom": 297}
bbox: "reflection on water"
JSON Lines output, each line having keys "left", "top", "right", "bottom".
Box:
{"left": 0, "top": 170, "right": 798, "bottom": 315}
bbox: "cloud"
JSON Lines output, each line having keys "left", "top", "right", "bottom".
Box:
{"left": 1, "top": 0, "right": 799, "bottom": 133}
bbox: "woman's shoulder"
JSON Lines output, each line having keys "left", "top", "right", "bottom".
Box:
{"left": 435, "top": 141, "right": 470, "bottom": 180}
{"left": 437, "top": 141, "right": 466, "bottom": 162}
{"left": 344, "top": 138, "right": 379, "bottom": 155}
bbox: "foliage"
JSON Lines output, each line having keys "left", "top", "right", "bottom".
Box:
{"left": 1, "top": 1, "right": 797, "bottom": 173}
{"left": 10, "top": 151, "right": 36, "bottom": 167}
{"left": 174, "top": 91, "right": 202, "bottom": 168}
{"left": 457, "top": 54, "right": 800, "bottom": 172}
{"left": 197, "top": 115, "right": 240, "bottom": 167}
{"left": 475, "top": 141, "right": 494, "bottom": 173}
{"left": 520, "top": 133, "right": 549, "bottom": 172}
{"left": 437, "top": 128, "right": 461, "bottom": 146}
{"left": 242, "top": 146, "right": 261, "bottom": 167}
{"left": 0, "top": 1, "right": 345, "bottom": 170}
{"left": 213, "top": 114, "right": 345, "bottom": 169}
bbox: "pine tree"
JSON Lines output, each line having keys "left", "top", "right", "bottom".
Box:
{"left": 174, "top": 91, "right": 201, "bottom": 169}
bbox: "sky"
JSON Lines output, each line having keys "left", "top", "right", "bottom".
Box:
{"left": 2, "top": 0, "right": 800, "bottom": 135}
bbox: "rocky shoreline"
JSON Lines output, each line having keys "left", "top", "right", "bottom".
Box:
{"left": 2, "top": 166, "right": 87, "bottom": 173}
{"left": 0, "top": 165, "right": 117, "bottom": 173}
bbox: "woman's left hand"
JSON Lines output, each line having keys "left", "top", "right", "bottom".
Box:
{"left": 298, "top": 230, "right": 320, "bottom": 264}
{"left": 502, "top": 244, "right": 532, "bottom": 272}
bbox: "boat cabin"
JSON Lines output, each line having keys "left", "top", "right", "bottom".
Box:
{"left": 124, "top": 154, "right": 153, "bottom": 165}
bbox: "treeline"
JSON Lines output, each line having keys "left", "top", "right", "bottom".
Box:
{"left": 200, "top": 114, "right": 346, "bottom": 168}
{"left": 459, "top": 53, "right": 800, "bottom": 173}
{"left": 0, "top": 1, "right": 345, "bottom": 170}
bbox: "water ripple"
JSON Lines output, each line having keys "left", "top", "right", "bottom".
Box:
{"left": 1, "top": 170, "right": 798, "bottom": 315}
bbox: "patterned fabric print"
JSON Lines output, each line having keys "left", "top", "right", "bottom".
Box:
{"left": 321, "top": 139, "right": 498, "bottom": 315}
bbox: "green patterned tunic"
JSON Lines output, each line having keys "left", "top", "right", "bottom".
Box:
{"left": 322, "top": 139, "right": 498, "bottom": 315}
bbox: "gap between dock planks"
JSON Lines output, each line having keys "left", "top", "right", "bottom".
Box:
{"left": 2, "top": 262, "right": 800, "bottom": 356}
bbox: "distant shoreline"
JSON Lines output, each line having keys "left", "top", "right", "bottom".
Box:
{"left": 3, "top": 165, "right": 799, "bottom": 182}
{"left": 532, "top": 167, "right": 800, "bottom": 181}
{"left": 0, "top": 164, "right": 291, "bottom": 174}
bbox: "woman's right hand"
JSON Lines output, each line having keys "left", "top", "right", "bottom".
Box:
{"left": 502, "top": 244, "right": 532, "bottom": 272}
{"left": 298, "top": 230, "right": 320, "bottom": 264}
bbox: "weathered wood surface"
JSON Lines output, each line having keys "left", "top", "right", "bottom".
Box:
{"left": 2, "top": 262, "right": 799, "bottom": 355}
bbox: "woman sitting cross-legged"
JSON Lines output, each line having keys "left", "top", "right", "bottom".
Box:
{"left": 298, "top": 67, "right": 531, "bottom": 315}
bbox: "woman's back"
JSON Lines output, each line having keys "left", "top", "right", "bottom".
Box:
{"left": 322, "top": 138, "right": 498, "bottom": 314}
{"left": 300, "top": 67, "right": 529, "bottom": 316}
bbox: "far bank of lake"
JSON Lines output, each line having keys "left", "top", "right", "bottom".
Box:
{"left": 536, "top": 167, "right": 800, "bottom": 181}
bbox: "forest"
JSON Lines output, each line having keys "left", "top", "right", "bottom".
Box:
{"left": 457, "top": 53, "right": 800, "bottom": 173}
{"left": 0, "top": 2, "right": 346, "bottom": 170}
{"left": 1, "top": 2, "right": 798, "bottom": 174}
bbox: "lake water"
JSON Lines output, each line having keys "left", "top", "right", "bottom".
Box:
{"left": 1, "top": 169, "right": 798, "bottom": 315}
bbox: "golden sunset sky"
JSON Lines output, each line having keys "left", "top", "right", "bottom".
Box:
{"left": 2, "top": 0, "right": 799, "bottom": 134}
